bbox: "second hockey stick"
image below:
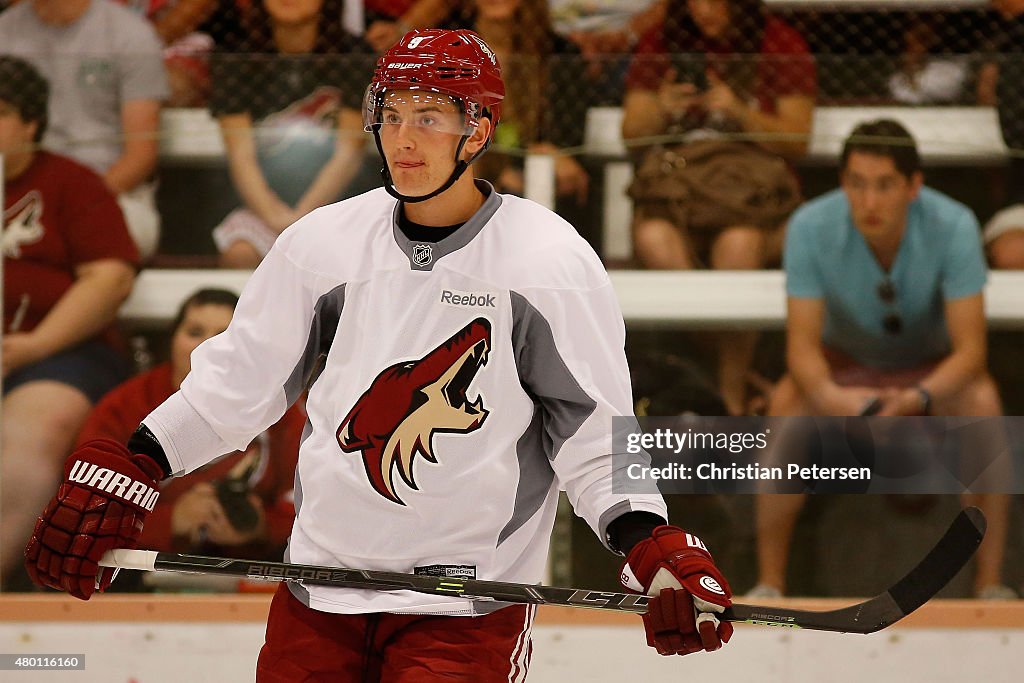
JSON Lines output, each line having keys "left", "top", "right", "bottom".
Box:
{"left": 99, "top": 506, "right": 985, "bottom": 634}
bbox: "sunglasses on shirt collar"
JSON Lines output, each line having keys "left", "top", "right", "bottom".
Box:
{"left": 877, "top": 277, "right": 903, "bottom": 335}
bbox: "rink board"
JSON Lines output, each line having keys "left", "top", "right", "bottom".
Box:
{"left": 0, "top": 596, "right": 1021, "bottom": 682}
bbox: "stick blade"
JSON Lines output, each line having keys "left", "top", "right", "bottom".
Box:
{"left": 884, "top": 505, "right": 986, "bottom": 618}
{"left": 724, "top": 506, "right": 986, "bottom": 634}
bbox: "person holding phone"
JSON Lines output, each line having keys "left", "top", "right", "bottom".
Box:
{"left": 621, "top": 0, "right": 816, "bottom": 416}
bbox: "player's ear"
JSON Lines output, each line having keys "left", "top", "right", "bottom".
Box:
{"left": 462, "top": 117, "right": 492, "bottom": 159}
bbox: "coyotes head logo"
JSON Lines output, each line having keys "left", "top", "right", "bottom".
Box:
{"left": 2, "top": 191, "right": 44, "bottom": 258}
{"left": 337, "top": 318, "right": 491, "bottom": 504}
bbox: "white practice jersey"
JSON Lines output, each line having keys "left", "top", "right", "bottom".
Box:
{"left": 144, "top": 182, "right": 666, "bottom": 614}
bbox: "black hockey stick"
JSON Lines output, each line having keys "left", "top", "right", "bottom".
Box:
{"left": 99, "top": 506, "right": 985, "bottom": 634}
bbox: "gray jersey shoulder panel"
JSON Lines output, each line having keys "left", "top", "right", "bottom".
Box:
{"left": 508, "top": 291, "right": 598, "bottom": 456}
{"left": 497, "top": 291, "right": 599, "bottom": 546}
{"left": 497, "top": 407, "right": 556, "bottom": 546}
{"left": 283, "top": 282, "right": 347, "bottom": 405}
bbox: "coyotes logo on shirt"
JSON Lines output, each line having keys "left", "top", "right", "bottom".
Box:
{"left": 2, "top": 191, "right": 44, "bottom": 258}
{"left": 337, "top": 318, "right": 491, "bottom": 504}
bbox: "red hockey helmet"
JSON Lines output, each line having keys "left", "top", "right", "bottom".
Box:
{"left": 363, "top": 29, "right": 505, "bottom": 144}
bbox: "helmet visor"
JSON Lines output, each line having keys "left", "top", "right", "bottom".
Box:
{"left": 363, "top": 87, "right": 477, "bottom": 137}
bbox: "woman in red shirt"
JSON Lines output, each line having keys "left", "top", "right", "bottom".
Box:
{"left": 76, "top": 288, "right": 305, "bottom": 566}
{"left": 621, "top": 0, "right": 817, "bottom": 416}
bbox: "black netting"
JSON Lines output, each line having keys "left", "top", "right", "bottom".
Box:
{"left": 0, "top": 1, "right": 1020, "bottom": 262}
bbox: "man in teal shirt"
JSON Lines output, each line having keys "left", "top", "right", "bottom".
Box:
{"left": 751, "top": 119, "right": 1012, "bottom": 600}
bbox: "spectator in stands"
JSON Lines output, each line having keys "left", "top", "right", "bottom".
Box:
{"left": 451, "top": 0, "right": 591, "bottom": 206}
{"left": 363, "top": 0, "right": 456, "bottom": 53}
{"left": 75, "top": 288, "right": 305, "bottom": 564}
{"left": 621, "top": 0, "right": 816, "bottom": 415}
{"left": 0, "top": 56, "right": 139, "bottom": 589}
{"left": 751, "top": 119, "right": 1013, "bottom": 600}
{"left": 0, "top": 0, "right": 170, "bottom": 261}
{"left": 978, "top": 0, "right": 1024, "bottom": 268}
{"left": 984, "top": 205, "right": 1024, "bottom": 268}
{"left": 888, "top": 13, "right": 969, "bottom": 106}
{"left": 549, "top": 0, "right": 666, "bottom": 86}
{"left": 550, "top": 0, "right": 664, "bottom": 56}
{"left": 210, "top": 0, "right": 373, "bottom": 268}
{"left": 116, "top": 0, "right": 219, "bottom": 107}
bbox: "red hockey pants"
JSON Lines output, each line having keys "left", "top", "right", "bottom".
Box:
{"left": 256, "top": 583, "right": 535, "bottom": 682}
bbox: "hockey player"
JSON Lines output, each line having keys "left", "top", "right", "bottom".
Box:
{"left": 25, "top": 29, "right": 733, "bottom": 679}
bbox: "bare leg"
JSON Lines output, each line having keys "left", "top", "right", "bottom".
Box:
{"left": 988, "top": 229, "right": 1024, "bottom": 269}
{"left": 1, "top": 381, "right": 93, "bottom": 586}
{"left": 754, "top": 374, "right": 811, "bottom": 593}
{"left": 632, "top": 218, "right": 696, "bottom": 270}
{"left": 711, "top": 226, "right": 766, "bottom": 415}
{"left": 936, "top": 373, "right": 1010, "bottom": 595}
{"left": 219, "top": 240, "right": 263, "bottom": 269}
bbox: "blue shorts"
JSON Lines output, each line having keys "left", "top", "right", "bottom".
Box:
{"left": 4, "top": 339, "right": 131, "bottom": 404}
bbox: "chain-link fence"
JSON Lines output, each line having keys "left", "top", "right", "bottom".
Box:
{"left": 3, "top": 0, "right": 1024, "bottom": 596}
{"left": 0, "top": 2, "right": 1020, "bottom": 263}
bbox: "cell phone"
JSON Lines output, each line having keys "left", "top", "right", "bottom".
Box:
{"left": 859, "top": 397, "right": 883, "bottom": 416}
{"left": 215, "top": 478, "right": 261, "bottom": 533}
{"left": 669, "top": 53, "right": 708, "bottom": 91}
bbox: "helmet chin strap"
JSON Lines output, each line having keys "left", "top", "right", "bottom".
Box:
{"left": 373, "top": 129, "right": 489, "bottom": 204}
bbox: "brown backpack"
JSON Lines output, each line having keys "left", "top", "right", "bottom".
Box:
{"left": 628, "top": 139, "right": 801, "bottom": 232}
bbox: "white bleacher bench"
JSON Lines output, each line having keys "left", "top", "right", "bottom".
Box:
{"left": 765, "top": 0, "right": 986, "bottom": 7}
{"left": 579, "top": 105, "right": 1010, "bottom": 261}
{"left": 121, "top": 269, "right": 1024, "bottom": 330}
{"left": 805, "top": 106, "right": 1009, "bottom": 164}
{"left": 161, "top": 104, "right": 1011, "bottom": 164}
{"left": 159, "top": 108, "right": 225, "bottom": 161}
{"left": 157, "top": 106, "right": 1011, "bottom": 262}
{"left": 582, "top": 105, "right": 1010, "bottom": 163}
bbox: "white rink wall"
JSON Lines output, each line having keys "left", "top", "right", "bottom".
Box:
{"left": 1, "top": 598, "right": 1022, "bottom": 683}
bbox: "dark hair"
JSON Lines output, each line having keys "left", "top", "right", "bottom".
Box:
{"left": 171, "top": 288, "right": 240, "bottom": 333}
{"left": 840, "top": 119, "right": 921, "bottom": 178}
{"left": 239, "top": 0, "right": 359, "bottom": 53}
{"left": 0, "top": 55, "right": 49, "bottom": 142}
{"left": 663, "top": 0, "right": 766, "bottom": 98}
{"left": 664, "top": 0, "right": 766, "bottom": 51}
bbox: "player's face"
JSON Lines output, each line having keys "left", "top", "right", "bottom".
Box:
{"left": 688, "top": 0, "right": 731, "bottom": 40}
{"left": 841, "top": 151, "right": 923, "bottom": 240}
{"left": 170, "top": 303, "right": 235, "bottom": 388}
{"left": 377, "top": 91, "right": 486, "bottom": 196}
{"left": 265, "top": 0, "right": 323, "bottom": 26}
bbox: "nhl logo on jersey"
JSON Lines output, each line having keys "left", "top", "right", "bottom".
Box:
{"left": 412, "top": 243, "right": 433, "bottom": 266}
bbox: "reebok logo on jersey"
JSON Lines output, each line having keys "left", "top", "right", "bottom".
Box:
{"left": 68, "top": 461, "right": 160, "bottom": 511}
{"left": 440, "top": 289, "right": 497, "bottom": 308}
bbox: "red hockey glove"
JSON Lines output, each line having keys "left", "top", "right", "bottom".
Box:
{"left": 24, "top": 439, "right": 163, "bottom": 600}
{"left": 620, "top": 526, "right": 733, "bottom": 656}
